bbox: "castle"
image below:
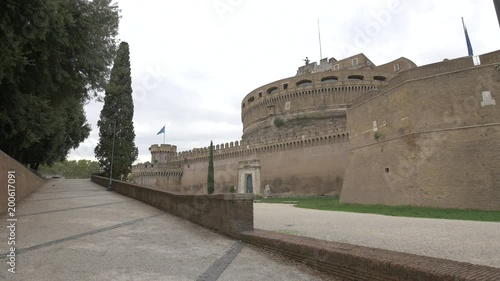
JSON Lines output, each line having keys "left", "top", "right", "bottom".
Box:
{"left": 132, "top": 50, "right": 500, "bottom": 211}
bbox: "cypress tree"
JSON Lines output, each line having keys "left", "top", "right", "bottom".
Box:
{"left": 207, "top": 141, "right": 215, "bottom": 194}
{"left": 95, "top": 41, "right": 138, "bottom": 179}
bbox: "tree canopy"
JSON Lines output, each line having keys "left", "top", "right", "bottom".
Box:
{"left": 0, "top": 0, "right": 120, "bottom": 169}
{"left": 94, "top": 41, "right": 138, "bottom": 180}
{"left": 39, "top": 159, "right": 101, "bottom": 179}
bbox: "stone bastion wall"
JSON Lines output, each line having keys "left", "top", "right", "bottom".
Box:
{"left": 341, "top": 50, "right": 500, "bottom": 210}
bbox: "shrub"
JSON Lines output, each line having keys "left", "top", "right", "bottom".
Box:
{"left": 274, "top": 117, "right": 285, "bottom": 128}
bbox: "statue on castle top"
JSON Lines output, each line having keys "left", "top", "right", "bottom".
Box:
{"left": 304, "top": 57, "right": 310, "bottom": 65}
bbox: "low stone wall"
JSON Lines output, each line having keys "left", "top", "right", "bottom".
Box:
{"left": 91, "top": 175, "right": 500, "bottom": 280}
{"left": 240, "top": 229, "right": 500, "bottom": 281}
{"left": 0, "top": 150, "right": 45, "bottom": 215}
{"left": 91, "top": 175, "right": 254, "bottom": 237}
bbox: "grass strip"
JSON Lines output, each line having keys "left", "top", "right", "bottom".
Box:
{"left": 258, "top": 197, "right": 500, "bottom": 222}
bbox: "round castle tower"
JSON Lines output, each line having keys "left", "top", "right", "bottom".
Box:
{"left": 240, "top": 54, "right": 416, "bottom": 142}
{"left": 149, "top": 144, "right": 177, "bottom": 164}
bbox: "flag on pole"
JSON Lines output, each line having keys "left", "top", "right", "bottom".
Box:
{"left": 157, "top": 126, "right": 165, "bottom": 135}
{"left": 494, "top": 0, "right": 500, "bottom": 28}
{"left": 462, "top": 17, "right": 474, "bottom": 57}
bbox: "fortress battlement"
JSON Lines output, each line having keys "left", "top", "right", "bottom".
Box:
{"left": 149, "top": 144, "right": 177, "bottom": 153}
{"left": 143, "top": 123, "right": 349, "bottom": 167}
{"left": 132, "top": 162, "right": 181, "bottom": 170}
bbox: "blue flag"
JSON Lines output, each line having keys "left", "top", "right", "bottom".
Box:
{"left": 157, "top": 126, "right": 165, "bottom": 135}
{"left": 462, "top": 17, "right": 474, "bottom": 57}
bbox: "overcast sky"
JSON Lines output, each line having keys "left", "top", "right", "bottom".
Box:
{"left": 68, "top": 0, "right": 500, "bottom": 163}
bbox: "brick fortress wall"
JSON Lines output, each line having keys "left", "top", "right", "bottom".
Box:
{"left": 341, "top": 51, "right": 500, "bottom": 210}
{"left": 133, "top": 128, "right": 349, "bottom": 195}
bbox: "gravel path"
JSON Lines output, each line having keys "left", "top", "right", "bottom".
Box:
{"left": 254, "top": 203, "right": 500, "bottom": 268}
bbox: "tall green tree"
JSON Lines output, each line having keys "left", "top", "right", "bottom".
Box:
{"left": 95, "top": 42, "right": 138, "bottom": 180}
{"left": 0, "top": 0, "right": 120, "bottom": 169}
{"left": 207, "top": 141, "right": 215, "bottom": 194}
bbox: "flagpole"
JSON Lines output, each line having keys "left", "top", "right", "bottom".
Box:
{"left": 461, "top": 17, "right": 474, "bottom": 57}
{"left": 318, "top": 18, "right": 323, "bottom": 60}
{"left": 163, "top": 124, "right": 165, "bottom": 144}
{"left": 494, "top": 0, "right": 500, "bottom": 28}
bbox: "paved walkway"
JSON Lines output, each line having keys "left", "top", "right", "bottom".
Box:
{"left": 254, "top": 203, "right": 500, "bottom": 268}
{"left": 0, "top": 180, "right": 330, "bottom": 281}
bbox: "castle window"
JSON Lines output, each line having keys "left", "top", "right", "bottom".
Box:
{"left": 385, "top": 167, "right": 390, "bottom": 173}
{"left": 283, "top": 83, "right": 288, "bottom": 90}
{"left": 267, "top": 86, "right": 278, "bottom": 94}
{"left": 267, "top": 105, "right": 275, "bottom": 115}
{"left": 321, "top": 76, "right": 338, "bottom": 83}
{"left": 296, "top": 79, "right": 312, "bottom": 87}
{"left": 248, "top": 96, "right": 255, "bottom": 103}
{"left": 373, "top": 76, "right": 386, "bottom": 81}
{"left": 347, "top": 75, "right": 364, "bottom": 80}
{"left": 333, "top": 64, "right": 340, "bottom": 70}
{"left": 352, "top": 58, "right": 359, "bottom": 66}
{"left": 258, "top": 92, "right": 262, "bottom": 98}
{"left": 394, "top": 63, "right": 400, "bottom": 72}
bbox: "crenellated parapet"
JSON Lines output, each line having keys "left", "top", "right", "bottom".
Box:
{"left": 132, "top": 162, "right": 183, "bottom": 178}
{"left": 174, "top": 141, "right": 241, "bottom": 162}
{"left": 149, "top": 144, "right": 177, "bottom": 152}
{"left": 149, "top": 144, "right": 178, "bottom": 164}
{"left": 133, "top": 122, "right": 350, "bottom": 175}
{"left": 173, "top": 124, "right": 349, "bottom": 164}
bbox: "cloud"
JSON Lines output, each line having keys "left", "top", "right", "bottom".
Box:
{"left": 69, "top": 0, "right": 500, "bottom": 164}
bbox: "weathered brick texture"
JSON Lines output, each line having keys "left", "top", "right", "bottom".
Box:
{"left": 240, "top": 229, "right": 500, "bottom": 281}
{"left": 91, "top": 175, "right": 254, "bottom": 236}
{"left": 342, "top": 51, "right": 500, "bottom": 210}
{"left": 0, "top": 150, "right": 45, "bottom": 214}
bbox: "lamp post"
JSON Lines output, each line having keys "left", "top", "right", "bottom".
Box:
{"left": 107, "top": 119, "right": 116, "bottom": 191}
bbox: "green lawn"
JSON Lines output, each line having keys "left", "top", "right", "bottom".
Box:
{"left": 258, "top": 196, "right": 500, "bottom": 222}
